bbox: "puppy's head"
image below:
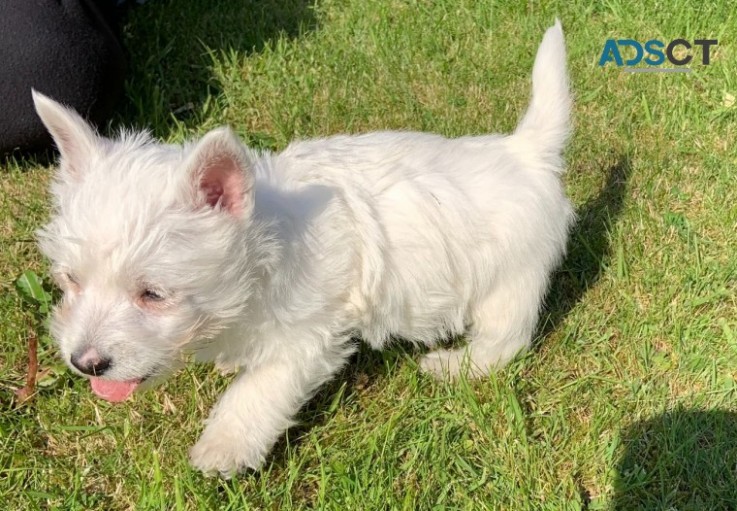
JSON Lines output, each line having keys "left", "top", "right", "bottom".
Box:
{"left": 33, "top": 91, "right": 259, "bottom": 401}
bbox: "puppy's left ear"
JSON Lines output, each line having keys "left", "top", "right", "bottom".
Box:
{"left": 184, "top": 127, "right": 254, "bottom": 218}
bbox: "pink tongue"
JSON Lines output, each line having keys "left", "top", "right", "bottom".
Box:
{"left": 90, "top": 377, "right": 140, "bottom": 402}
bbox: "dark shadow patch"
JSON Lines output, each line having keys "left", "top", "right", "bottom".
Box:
{"left": 1, "top": 150, "right": 56, "bottom": 171}
{"left": 537, "top": 154, "right": 632, "bottom": 342}
{"left": 118, "top": 0, "right": 317, "bottom": 135}
{"left": 613, "top": 409, "right": 737, "bottom": 510}
{"left": 269, "top": 342, "right": 409, "bottom": 467}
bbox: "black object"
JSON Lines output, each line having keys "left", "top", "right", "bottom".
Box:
{"left": 0, "top": 0, "right": 125, "bottom": 155}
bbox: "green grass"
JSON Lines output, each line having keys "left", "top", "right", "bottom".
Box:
{"left": 2, "top": 0, "right": 737, "bottom": 509}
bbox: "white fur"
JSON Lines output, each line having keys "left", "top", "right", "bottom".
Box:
{"left": 34, "top": 20, "right": 573, "bottom": 476}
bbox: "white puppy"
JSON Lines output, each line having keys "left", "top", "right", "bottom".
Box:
{"left": 34, "top": 20, "right": 573, "bottom": 476}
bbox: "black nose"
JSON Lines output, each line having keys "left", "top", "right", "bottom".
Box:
{"left": 70, "top": 350, "right": 112, "bottom": 376}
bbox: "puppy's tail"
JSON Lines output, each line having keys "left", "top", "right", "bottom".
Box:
{"left": 513, "top": 19, "right": 571, "bottom": 171}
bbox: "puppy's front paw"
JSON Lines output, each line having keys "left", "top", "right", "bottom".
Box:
{"left": 189, "top": 423, "right": 266, "bottom": 478}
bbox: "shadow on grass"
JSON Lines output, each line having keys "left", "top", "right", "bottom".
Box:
{"left": 119, "top": 0, "right": 317, "bottom": 134}
{"left": 612, "top": 410, "right": 737, "bottom": 509}
{"left": 537, "top": 154, "right": 632, "bottom": 342}
{"left": 269, "top": 343, "right": 409, "bottom": 467}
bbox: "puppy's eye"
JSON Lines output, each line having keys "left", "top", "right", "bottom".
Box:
{"left": 140, "top": 289, "right": 165, "bottom": 302}
{"left": 57, "top": 271, "right": 79, "bottom": 290}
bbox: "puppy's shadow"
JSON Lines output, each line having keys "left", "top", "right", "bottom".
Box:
{"left": 119, "top": 0, "right": 317, "bottom": 134}
{"left": 266, "top": 344, "right": 404, "bottom": 470}
{"left": 537, "top": 154, "right": 631, "bottom": 342}
{"left": 612, "top": 409, "right": 737, "bottom": 509}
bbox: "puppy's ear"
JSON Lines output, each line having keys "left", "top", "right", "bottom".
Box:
{"left": 32, "top": 90, "right": 99, "bottom": 179}
{"left": 184, "top": 127, "right": 254, "bottom": 218}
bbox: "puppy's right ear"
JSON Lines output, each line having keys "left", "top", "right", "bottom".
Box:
{"left": 32, "top": 90, "right": 99, "bottom": 179}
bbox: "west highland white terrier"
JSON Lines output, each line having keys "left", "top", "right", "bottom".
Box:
{"left": 34, "top": 20, "right": 573, "bottom": 476}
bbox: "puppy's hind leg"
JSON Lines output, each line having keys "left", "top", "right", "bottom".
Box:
{"left": 420, "top": 272, "right": 547, "bottom": 379}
